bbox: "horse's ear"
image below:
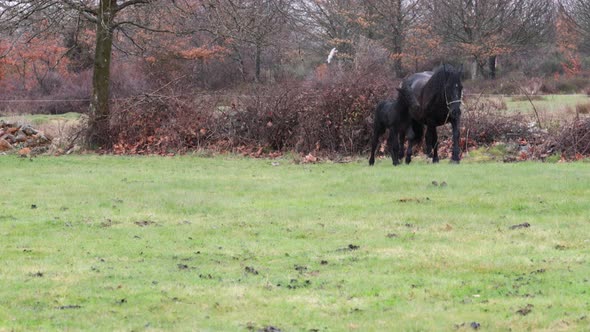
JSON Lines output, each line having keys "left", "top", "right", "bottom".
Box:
{"left": 459, "top": 63, "right": 464, "bottom": 74}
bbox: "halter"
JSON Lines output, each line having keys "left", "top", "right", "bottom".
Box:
{"left": 444, "top": 89, "right": 462, "bottom": 110}
{"left": 444, "top": 89, "right": 462, "bottom": 123}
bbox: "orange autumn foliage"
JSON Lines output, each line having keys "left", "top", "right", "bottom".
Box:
{"left": 178, "top": 45, "right": 228, "bottom": 61}
{"left": 1, "top": 34, "right": 70, "bottom": 92}
{"left": 397, "top": 23, "right": 442, "bottom": 72}
{"left": 556, "top": 10, "right": 582, "bottom": 77}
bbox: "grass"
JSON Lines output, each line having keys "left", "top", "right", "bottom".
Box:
{"left": 1, "top": 155, "right": 589, "bottom": 331}
{"left": 504, "top": 94, "right": 589, "bottom": 114}
{"left": 0, "top": 112, "right": 82, "bottom": 126}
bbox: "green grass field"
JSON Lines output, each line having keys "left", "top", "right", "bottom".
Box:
{"left": 1, "top": 155, "right": 589, "bottom": 331}
{"left": 506, "top": 94, "right": 590, "bottom": 114}
{"left": 470, "top": 94, "right": 590, "bottom": 114}
{"left": 0, "top": 112, "right": 82, "bottom": 126}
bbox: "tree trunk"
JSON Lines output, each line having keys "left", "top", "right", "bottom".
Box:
{"left": 488, "top": 55, "right": 497, "bottom": 79}
{"left": 254, "top": 44, "right": 261, "bottom": 83}
{"left": 393, "top": 0, "right": 404, "bottom": 78}
{"left": 233, "top": 45, "right": 247, "bottom": 82}
{"left": 478, "top": 61, "right": 486, "bottom": 78}
{"left": 87, "top": 0, "right": 116, "bottom": 148}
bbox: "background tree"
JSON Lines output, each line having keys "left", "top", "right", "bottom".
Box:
{"left": 201, "top": 0, "right": 290, "bottom": 83}
{"left": 563, "top": 0, "right": 590, "bottom": 52}
{"left": 0, "top": 0, "right": 192, "bottom": 147}
{"left": 424, "top": 0, "right": 554, "bottom": 79}
{"left": 362, "top": 0, "right": 420, "bottom": 77}
{"left": 556, "top": 5, "right": 582, "bottom": 77}
{"left": 295, "top": 0, "right": 365, "bottom": 64}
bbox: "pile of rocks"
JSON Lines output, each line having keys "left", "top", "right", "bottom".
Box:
{"left": 0, "top": 120, "right": 52, "bottom": 154}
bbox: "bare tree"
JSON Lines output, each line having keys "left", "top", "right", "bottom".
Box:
{"left": 362, "top": 0, "right": 420, "bottom": 77}
{"left": 295, "top": 0, "right": 365, "bottom": 63}
{"left": 563, "top": 0, "right": 590, "bottom": 51}
{"left": 0, "top": 0, "right": 187, "bottom": 147}
{"left": 201, "top": 0, "right": 290, "bottom": 83}
{"left": 425, "top": 0, "right": 554, "bottom": 79}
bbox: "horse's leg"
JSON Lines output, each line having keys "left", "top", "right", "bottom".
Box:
{"left": 405, "top": 139, "right": 413, "bottom": 164}
{"left": 425, "top": 127, "right": 434, "bottom": 158}
{"left": 450, "top": 117, "right": 461, "bottom": 163}
{"left": 428, "top": 125, "right": 439, "bottom": 163}
{"left": 388, "top": 127, "right": 400, "bottom": 166}
{"left": 369, "top": 122, "right": 384, "bottom": 166}
{"left": 398, "top": 129, "right": 406, "bottom": 160}
{"left": 405, "top": 122, "right": 421, "bottom": 164}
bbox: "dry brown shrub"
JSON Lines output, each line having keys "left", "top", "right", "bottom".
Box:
{"left": 454, "top": 99, "right": 537, "bottom": 145}
{"left": 542, "top": 117, "right": 590, "bottom": 158}
{"left": 576, "top": 103, "right": 590, "bottom": 115}
{"left": 297, "top": 76, "right": 390, "bottom": 155}
{"left": 109, "top": 94, "right": 217, "bottom": 154}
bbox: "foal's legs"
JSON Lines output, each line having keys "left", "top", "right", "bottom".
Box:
{"left": 406, "top": 122, "right": 422, "bottom": 164}
{"left": 369, "top": 122, "right": 384, "bottom": 166}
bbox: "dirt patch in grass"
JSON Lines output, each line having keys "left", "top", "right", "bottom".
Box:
{"left": 509, "top": 222, "right": 531, "bottom": 230}
{"left": 516, "top": 304, "right": 534, "bottom": 316}
{"left": 134, "top": 220, "right": 156, "bottom": 227}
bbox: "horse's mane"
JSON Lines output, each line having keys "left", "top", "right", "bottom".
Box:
{"left": 428, "top": 64, "right": 459, "bottom": 90}
{"left": 422, "top": 64, "right": 461, "bottom": 104}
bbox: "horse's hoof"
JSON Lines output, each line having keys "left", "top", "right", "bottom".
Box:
{"left": 369, "top": 159, "right": 375, "bottom": 166}
{"left": 432, "top": 158, "right": 440, "bottom": 163}
{"left": 450, "top": 159, "right": 460, "bottom": 164}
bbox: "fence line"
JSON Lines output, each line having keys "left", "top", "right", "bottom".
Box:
{"left": 463, "top": 93, "right": 588, "bottom": 98}
{"left": 0, "top": 98, "right": 91, "bottom": 103}
{"left": 0, "top": 93, "right": 587, "bottom": 104}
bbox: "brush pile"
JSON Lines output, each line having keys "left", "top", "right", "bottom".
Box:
{"left": 0, "top": 120, "right": 52, "bottom": 154}
{"left": 542, "top": 117, "right": 590, "bottom": 159}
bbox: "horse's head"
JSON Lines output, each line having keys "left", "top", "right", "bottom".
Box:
{"left": 443, "top": 64, "right": 463, "bottom": 120}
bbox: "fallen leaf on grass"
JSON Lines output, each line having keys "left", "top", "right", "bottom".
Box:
{"left": 303, "top": 153, "right": 318, "bottom": 163}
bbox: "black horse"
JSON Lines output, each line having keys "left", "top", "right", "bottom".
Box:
{"left": 369, "top": 83, "right": 419, "bottom": 166}
{"left": 402, "top": 64, "right": 464, "bottom": 163}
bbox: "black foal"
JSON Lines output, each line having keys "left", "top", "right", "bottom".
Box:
{"left": 369, "top": 85, "right": 418, "bottom": 166}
